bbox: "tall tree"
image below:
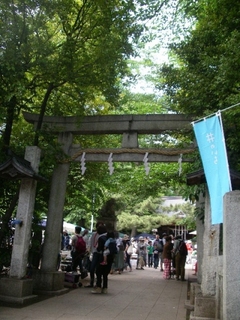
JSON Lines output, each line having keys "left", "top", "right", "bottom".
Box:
{"left": 1, "top": 0, "right": 182, "bottom": 238}
{"left": 0, "top": 0, "right": 144, "bottom": 149}
{"left": 155, "top": 0, "right": 240, "bottom": 171}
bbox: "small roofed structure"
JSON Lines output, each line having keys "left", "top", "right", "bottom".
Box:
{"left": 0, "top": 155, "right": 47, "bottom": 181}
{"left": 186, "top": 168, "right": 240, "bottom": 190}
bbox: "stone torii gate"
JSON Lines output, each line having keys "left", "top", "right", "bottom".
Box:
{"left": 22, "top": 112, "right": 194, "bottom": 294}
{"left": 24, "top": 112, "right": 194, "bottom": 162}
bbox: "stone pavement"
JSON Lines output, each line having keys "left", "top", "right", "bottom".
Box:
{"left": 0, "top": 262, "right": 193, "bottom": 320}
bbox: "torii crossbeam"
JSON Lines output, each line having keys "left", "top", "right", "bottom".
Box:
{"left": 23, "top": 112, "right": 195, "bottom": 163}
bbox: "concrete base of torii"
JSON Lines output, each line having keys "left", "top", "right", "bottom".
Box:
{"left": 0, "top": 278, "right": 38, "bottom": 305}
{"left": 32, "top": 270, "right": 68, "bottom": 296}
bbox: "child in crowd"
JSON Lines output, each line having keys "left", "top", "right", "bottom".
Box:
{"left": 147, "top": 241, "right": 153, "bottom": 267}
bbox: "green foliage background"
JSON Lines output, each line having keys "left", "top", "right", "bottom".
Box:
{"left": 6, "top": 0, "right": 239, "bottom": 239}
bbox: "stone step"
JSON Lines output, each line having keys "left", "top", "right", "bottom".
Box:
{"left": 190, "top": 311, "right": 219, "bottom": 320}
{"left": 185, "top": 299, "right": 194, "bottom": 311}
{"left": 190, "top": 282, "right": 202, "bottom": 305}
{"left": 194, "top": 296, "right": 216, "bottom": 318}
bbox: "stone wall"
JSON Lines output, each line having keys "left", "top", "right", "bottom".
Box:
{"left": 201, "top": 190, "right": 220, "bottom": 297}
{"left": 188, "top": 190, "right": 240, "bottom": 320}
{"left": 223, "top": 190, "right": 240, "bottom": 320}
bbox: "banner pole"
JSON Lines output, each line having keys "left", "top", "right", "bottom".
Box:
{"left": 191, "top": 102, "right": 240, "bottom": 126}
{"left": 217, "top": 111, "right": 232, "bottom": 191}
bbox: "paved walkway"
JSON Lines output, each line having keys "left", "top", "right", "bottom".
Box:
{"left": 0, "top": 262, "right": 193, "bottom": 320}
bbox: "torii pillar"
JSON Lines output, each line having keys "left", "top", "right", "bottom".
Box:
{"left": 33, "top": 132, "right": 72, "bottom": 294}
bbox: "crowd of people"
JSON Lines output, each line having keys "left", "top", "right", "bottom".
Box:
{"left": 62, "top": 224, "right": 196, "bottom": 294}
{"left": 130, "top": 233, "right": 194, "bottom": 281}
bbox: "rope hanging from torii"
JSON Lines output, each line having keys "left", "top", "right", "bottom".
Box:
{"left": 69, "top": 147, "right": 196, "bottom": 176}
{"left": 70, "top": 147, "right": 195, "bottom": 161}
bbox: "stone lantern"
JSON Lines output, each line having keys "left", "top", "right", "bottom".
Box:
{"left": 0, "top": 147, "right": 46, "bottom": 305}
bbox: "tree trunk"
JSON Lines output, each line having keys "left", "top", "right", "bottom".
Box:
{"left": 2, "top": 95, "right": 17, "bottom": 154}
{"left": 131, "top": 226, "right": 137, "bottom": 238}
{"left": 34, "top": 82, "right": 54, "bottom": 146}
{"left": 0, "top": 186, "right": 20, "bottom": 245}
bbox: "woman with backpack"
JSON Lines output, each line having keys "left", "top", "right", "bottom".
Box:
{"left": 91, "top": 226, "right": 115, "bottom": 294}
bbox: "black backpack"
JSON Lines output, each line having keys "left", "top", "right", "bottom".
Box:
{"left": 108, "top": 240, "right": 118, "bottom": 255}
{"left": 178, "top": 240, "right": 188, "bottom": 256}
{"left": 154, "top": 239, "right": 163, "bottom": 252}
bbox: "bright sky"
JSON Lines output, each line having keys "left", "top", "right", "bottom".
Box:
{"left": 130, "top": 46, "right": 169, "bottom": 94}
{"left": 129, "top": 3, "right": 194, "bottom": 95}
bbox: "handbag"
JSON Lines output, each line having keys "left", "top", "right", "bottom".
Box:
{"left": 80, "top": 269, "right": 88, "bottom": 279}
{"left": 127, "top": 244, "right": 133, "bottom": 255}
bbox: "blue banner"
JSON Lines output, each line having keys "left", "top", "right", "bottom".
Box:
{"left": 193, "top": 114, "right": 231, "bottom": 224}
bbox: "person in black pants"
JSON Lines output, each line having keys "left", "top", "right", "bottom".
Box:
{"left": 153, "top": 243, "right": 160, "bottom": 269}
{"left": 71, "top": 226, "right": 84, "bottom": 273}
{"left": 91, "top": 227, "right": 114, "bottom": 294}
{"left": 84, "top": 221, "right": 104, "bottom": 288}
